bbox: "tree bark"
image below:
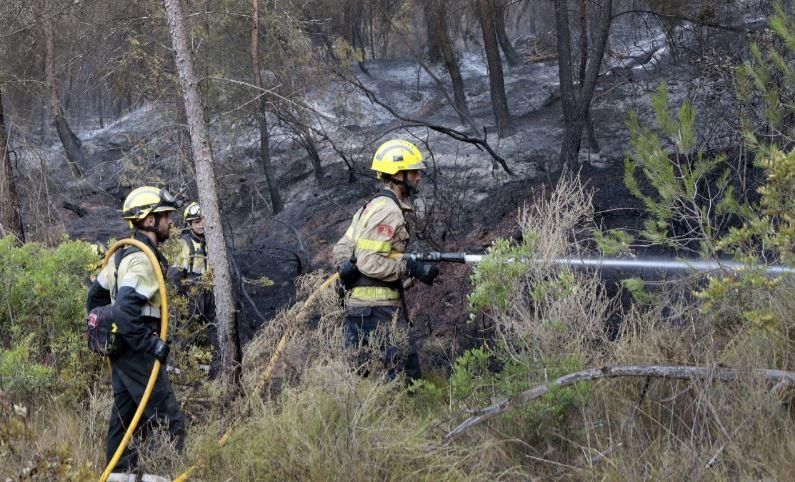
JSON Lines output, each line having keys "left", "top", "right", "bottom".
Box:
{"left": 426, "top": 5, "right": 443, "bottom": 64}
{"left": 298, "top": 125, "right": 323, "bottom": 183}
{"left": 554, "top": 0, "right": 612, "bottom": 171}
{"left": 41, "top": 0, "right": 84, "bottom": 178}
{"left": 343, "top": 0, "right": 368, "bottom": 74}
{"left": 493, "top": 0, "right": 519, "bottom": 66}
{"left": 475, "top": 0, "right": 514, "bottom": 138}
{"left": 444, "top": 364, "right": 795, "bottom": 443}
{"left": 250, "top": 0, "right": 283, "bottom": 214}
{"left": 0, "top": 86, "right": 25, "bottom": 242}
{"left": 429, "top": 0, "right": 472, "bottom": 126}
{"left": 163, "top": 0, "right": 241, "bottom": 387}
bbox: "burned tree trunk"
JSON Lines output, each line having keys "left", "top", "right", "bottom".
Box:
{"left": 297, "top": 125, "right": 323, "bottom": 183}
{"left": 0, "top": 86, "right": 25, "bottom": 242}
{"left": 579, "top": 0, "right": 600, "bottom": 154}
{"left": 41, "top": 0, "right": 84, "bottom": 178}
{"left": 554, "top": 0, "right": 612, "bottom": 171}
{"left": 475, "top": 0, "right": 514, "bottom": 138}
{"left": 429, "top": 0, "right": 472, "bottom": 126}
{"left": 426, "top": 5, "right": 443, "bottom": 64}
{"left": 493, "top": 0, "right": 519, "bottom": 66}
{"left": 163, "top": 0, "right": 241, "bottom": 387}
{"left": 250, "top": 0, "right": 283, "bottom": 214}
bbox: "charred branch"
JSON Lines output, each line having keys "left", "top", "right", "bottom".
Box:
{"left": 341, "top": 71, "right": 514, "bottom": 176}
{"left": 444, "top": 364, "right": 795, "bottom": 443}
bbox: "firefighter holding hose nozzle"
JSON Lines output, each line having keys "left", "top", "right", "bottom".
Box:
{"left": 333, "top": 139, "right": 440, "bottom": 381}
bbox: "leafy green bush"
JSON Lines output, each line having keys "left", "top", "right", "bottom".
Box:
{"left": 448, "top": 346, "right": 589, "bottom": 445}
{"left": 736, "top": 1, "right": 794, "bottom": 147}
{"left": 0, "top": 236, "right": 102, "bottom": 404}
{"left": 467, "top": 237, "right": 535, "bottom": 314}
{"left": 624, "top": 82, "right": 737, "bottom": 254}
{"left": 0, "top": 337, "right": 55, "bottom": 403}
{"left": 623, "top": 3, "right": 794, "bottom": 338}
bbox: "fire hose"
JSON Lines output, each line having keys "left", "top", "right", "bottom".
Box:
{"left": 98, "top": 238, "right": 170, "bottom": 482}
{"left": 402, "top": 252, "right": 795, "bottom": 275}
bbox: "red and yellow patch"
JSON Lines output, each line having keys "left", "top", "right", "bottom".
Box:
{"left": 375, "top": 224, "right": 395, "bottom": 238}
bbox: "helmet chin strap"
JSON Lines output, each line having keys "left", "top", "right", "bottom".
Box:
{"left": 136, "top": 213, "right": 169, "bottom": 242}
{"left": 389, "top": 173, "right": 418, "bottom": 199}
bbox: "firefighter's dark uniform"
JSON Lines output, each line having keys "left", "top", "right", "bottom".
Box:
{"left": 332, "top": 189, "right": 422, "bottom": 380}
{"left": 167, "top": 231, "right": 218, "bottom": 377}
{"left": 86, "top": 233, "right": 185, "bottom": 471}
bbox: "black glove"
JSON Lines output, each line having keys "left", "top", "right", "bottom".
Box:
{"left": 151, "top": 338, "right": 170, "bottom": 364}
{"left": 167, "top": 266, "right": 187, "bottom": 285}
{"left": 404, "top": 257, "right": 439, "bottom": 285}
{"left": 338, "top": 256, "right": 360, "bottom": 290}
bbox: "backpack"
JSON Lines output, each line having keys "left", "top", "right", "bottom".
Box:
{"left": 85, "top": 246, "right": 140, "bottom": 356}
{"left": 86, "top": 305, "right": 119, "bottom": 356}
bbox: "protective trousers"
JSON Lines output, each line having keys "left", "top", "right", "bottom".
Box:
{"left": 106, "top": 353, "right": 185, "bottom": 472}
{"left": 344, "top": 305, "right": 421, "bottom": 381}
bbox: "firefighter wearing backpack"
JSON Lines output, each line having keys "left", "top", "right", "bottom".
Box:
{"left": 86, "top": 186, "right": 186, "bottom": 476}
{"left": 332, "top": 139, "right": 439, "bottom": 380}
{"left": 167, "top": 201, "right": 219, "bottom": 378}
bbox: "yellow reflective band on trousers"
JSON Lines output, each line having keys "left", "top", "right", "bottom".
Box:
{"left": 356, "top": 238, "right": 392, "bottom": 253}
{"left": 351, "top": 286, "right": 400, "bottom": 300}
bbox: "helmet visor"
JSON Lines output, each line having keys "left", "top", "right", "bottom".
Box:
{"left": 153, "top": 188, "right": 183, "bottom": 212}
{"left": 186, "top": 203, "right": 201, "bottom": 217}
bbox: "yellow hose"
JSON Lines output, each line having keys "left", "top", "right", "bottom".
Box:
{"left": 172, "top": 271, "right": 342, "bottom": 481}
{"left": 98, "top": 238, "right": 169, "bottom": 482}
{"left": 254, "top": 272, "right": 340, "bottom": 393}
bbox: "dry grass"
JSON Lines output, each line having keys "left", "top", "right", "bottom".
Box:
{"left": 0, "top": 390, "right": 109, "bottom": 480}
{"left": 193, "top": 361, "right": 518, "bottom": 482}
{"left": 5, "top": 175, "right": 794, "bottom": 480}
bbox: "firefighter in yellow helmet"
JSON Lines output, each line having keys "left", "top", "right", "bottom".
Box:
{"left": 167, "top": 201, "right": 219, "bottom": 378}
{"left": 85, "top": 186, "right": 185, "bottom": 477}
{"left": 332, "top": 139, "right": 439, "bottom": 380}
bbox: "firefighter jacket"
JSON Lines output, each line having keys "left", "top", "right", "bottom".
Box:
{"left": 175, "top": 232, "right": 209, "bottom": 275}
{"left": 86, "top": 233, "right": 167, "bottom": 357}
{"left": 333, "top": 189, "right": 412, "bottom": 307}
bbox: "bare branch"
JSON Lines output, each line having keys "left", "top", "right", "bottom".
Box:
{"left": 443, "top": 364, "right": 795, "bottom": 444}
{"left": 339, "top": 70, "right": 514, "bottom": 176}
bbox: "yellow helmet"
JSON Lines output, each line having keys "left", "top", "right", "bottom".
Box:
{"left": 371, "top": 139, "right": 426, "bottom": 179}
{"left": 122, "top": 186, "right": 181, "bottom": 225}
{"left": 183, "top": 202, "right": 202, "bottom": 223}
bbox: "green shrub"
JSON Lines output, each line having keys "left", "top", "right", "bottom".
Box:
{"left": 467, "top": 237, "right": 536, "bottom": 314}
{"left": 624, "top": 82, "right": 738, "bottom": 254}
{"left": 0, "top": 337, "right": 55, "bottom": 403}
{"left": 0, "top": 236, "right": 102, "bottom": 404}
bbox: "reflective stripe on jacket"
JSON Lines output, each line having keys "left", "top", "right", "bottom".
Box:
{"left": 333, "top": 189, "right": 412, "bottom": 307}
{"left": 97, "top": 251, "right": 163, "bottom": 318}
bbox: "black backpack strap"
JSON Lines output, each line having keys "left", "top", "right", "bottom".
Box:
{"left": 182, "top": 233, "right": 197, "bottom": 274}
{"left": 369, "top": 189, "right": 400, "bottom": 207}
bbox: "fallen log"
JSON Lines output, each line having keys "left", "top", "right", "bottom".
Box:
{"left": 443, "top": 364, "right": 795, "bottom": 443}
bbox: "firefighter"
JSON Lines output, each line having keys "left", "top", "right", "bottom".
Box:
{"left": 333, "top": 139, "right": 439, "bottom": 380}
{"left": 167, "top": 201, "right": 218, "bottom": 378}
{"left": 86, "top": 186, "right": 185, "bottom": 477}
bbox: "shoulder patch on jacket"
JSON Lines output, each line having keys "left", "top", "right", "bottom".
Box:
{"left": 375, "top": 224, "right": 395, "bottom": 238}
